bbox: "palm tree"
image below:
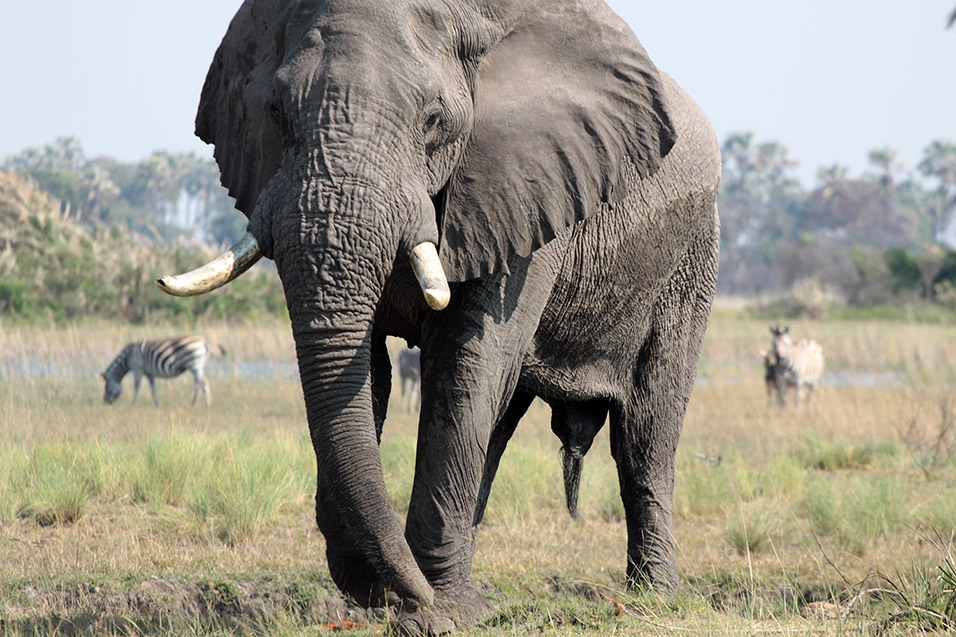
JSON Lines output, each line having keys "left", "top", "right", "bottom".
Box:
{"left": 867, "top": 146, "right": 903, "bottom": 189}
{"left": 816, "top": 164, "right": 848, "bottom": 187}
{"left": 918, "top": 140, "right": 956, "bottom": 241}
{"left": 177, "top": 154, "right": 222, "bottom": 239}
{"left": 133, "top": 152, "right": 181, "bottom": 236}
{"left": 720, "top": 132, "right": 756, "bottom": 191}
{"left": 82, "top": 165, "right": 120, "bottom": 223}
{"left": 53, "top": 136, "right": 85, "bottom": 173}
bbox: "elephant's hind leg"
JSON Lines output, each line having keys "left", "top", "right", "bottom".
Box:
{"left": 474, "top": 389, "right": 535, "bottom": 526}
{"left": 612, "top": 243, "right": 717, "bottom": 592}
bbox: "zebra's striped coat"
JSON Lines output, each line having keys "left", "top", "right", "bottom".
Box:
{"left": 767, "top": 325, "right": 825, "bottom": 409}
{"left": 397, "top": 346, "right": 421, "bottom": 412}
{"left": 102, "top": 336, "right": 213, "bottom": 406}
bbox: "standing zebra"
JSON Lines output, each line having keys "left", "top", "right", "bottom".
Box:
{"left": 397, "top": 346, "right": 421, "bottom": 412}
{"left": 102, "top": 336, "right": 214, "bottom": 406}
{"left": 766, "top": 325, "right": 825, "bottom": 410}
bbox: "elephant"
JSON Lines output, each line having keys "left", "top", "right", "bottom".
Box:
{"left": 157, "top": 0, "right": 720, "bottom": 631}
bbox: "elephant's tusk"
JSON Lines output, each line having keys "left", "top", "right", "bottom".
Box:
{"left": 410, "top": 242, "right": 450, "bottom": 310}
{"left": 156, "top": 232, "right": 263, "bottom": 297}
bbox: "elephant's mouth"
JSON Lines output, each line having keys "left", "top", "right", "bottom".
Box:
{"left": 431, "top": 185, "right": 449, "bottom": 230}
{"left": 156, "top": 233, "right": 451, "bottom": 310}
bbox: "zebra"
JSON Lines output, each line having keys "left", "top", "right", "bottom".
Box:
{"left": 766, "top": 325, "right": 825, "bottom": 410}
{"left": 397, "top": 346, "right": 421, "bottom": 412}
{"left": 102, "top": 336, "right": 215, "bottom": 406}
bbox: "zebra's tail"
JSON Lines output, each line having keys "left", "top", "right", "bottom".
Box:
{"left": 208, "top": 344, "right": 227, "bottom": 360}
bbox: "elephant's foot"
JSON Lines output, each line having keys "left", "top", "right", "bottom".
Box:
{"left": 389, "top": 584, "right": 495, "bottom": 635}
{"left": 327, "top": 549, "right": 399, "bottom": 608}
{"left": 625, "top": 537, "right": 679, "bottom": 594}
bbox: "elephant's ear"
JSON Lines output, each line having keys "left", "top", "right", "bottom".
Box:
{"left": 195, "top": 0, "right": 288, "bottom": 217}
{"left": 438, "top": 2, "right": 676, "bottom": 281}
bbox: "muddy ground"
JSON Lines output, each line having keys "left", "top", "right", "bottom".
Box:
{"left": 1, "top": 574, "right": 852, "bottom": 635}
{"left": 0, "top": 575, "right": 387, "bottom": 635}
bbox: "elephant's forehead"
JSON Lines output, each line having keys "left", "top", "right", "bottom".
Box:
{"left": 280, "top": 0, "right": 459, "bottom": 97}
{"left": 314, "top": 0, "right": 458, "bottom": 41}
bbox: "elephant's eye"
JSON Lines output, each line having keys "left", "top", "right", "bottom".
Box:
{"left": 423, "top": 108, "right": 450, "bottom": 154}
{"left": 424, "top": 110, "right": 445, "bottom": 134}
{"left": 269, "top": 99, "right": 283, "bottom": 122}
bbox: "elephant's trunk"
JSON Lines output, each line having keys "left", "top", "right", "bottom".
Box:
{"left": 294, "top": 329, "right": 434, "bottom": 607}
{"left": 269, "top": 186, "right": 435, "bottom": 606}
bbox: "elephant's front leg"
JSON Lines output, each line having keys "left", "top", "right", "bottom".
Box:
{"left": 401, "top": 272, "right": 556, "bottom": 629}
{"left": 404, "top": 338, "right": 515, "bottom": 610}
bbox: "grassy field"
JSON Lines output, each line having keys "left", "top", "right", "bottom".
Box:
{"left": 1, "top": 311, "right": 955, "bottom": 635}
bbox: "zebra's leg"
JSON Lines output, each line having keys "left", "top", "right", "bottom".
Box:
{"left": 192, "top": 372, "right": 210, "bottom": 406}
{"left": 132, "top": 371, "right": 143, "bottom": 405}
{"left": 774, "top": 378, "right": 787, "bottom": 408}
{"left": 148, "top": 376, "right": 159, "bottom": 406}
{"left": 795, "top": 382, "right": 807, "bottom": 415}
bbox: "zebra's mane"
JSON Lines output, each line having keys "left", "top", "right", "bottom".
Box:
{"left": 103, "top": 343, "right": 135, "bottom": 381}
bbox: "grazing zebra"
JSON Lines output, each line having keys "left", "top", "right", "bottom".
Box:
{"left": 397, "top": 346, "right": 421, "bottom": 412}
{"left": 766, "top": 325, "right": 825, "bottom": 409}
{"left": 102, "top": 336, "right": 214, "bottom": 406}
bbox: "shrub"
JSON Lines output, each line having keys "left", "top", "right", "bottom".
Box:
{"left": 725, "top": 509, "right": 771, "bottom": 556}
{"left": 800, "top": 474, "right": 905, "bottom": 556}
{"left": 795, "top": 433, "right": 874, "bottom": 471}
{"left": 15, "top": 445, "right": 94, "bottom": 526}
{"left": 0, "top": 171, "right": 286, "bottom": 324}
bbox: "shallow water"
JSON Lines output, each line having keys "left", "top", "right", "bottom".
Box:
{"left": 0, "top": 356, "right": 299, "bottom": 383}
{"left": 694, "top": 370, "right": 900, "bottom": 388}
{"left": 2, "top": 353, "right": 899, "bottom": 389}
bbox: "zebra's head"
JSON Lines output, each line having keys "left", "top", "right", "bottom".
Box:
{"left": 102, "top": 373, "right": 123, "bottom": 404}
{"left": 769, "top": 325, "right": 792, "bottom": 357}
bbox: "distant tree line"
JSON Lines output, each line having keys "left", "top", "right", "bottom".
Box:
{"left": 2, "top": 136, "right": 246, "bottom": 246}
{"left": 4, "top": 134, "right": 956, "bottom": 320}
{"left": 717, "top": 133, "right": 956, "bottom": 316}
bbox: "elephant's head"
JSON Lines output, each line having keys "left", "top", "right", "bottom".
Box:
{"left": 159, "top": 0, "right": 676, "bottom": 607}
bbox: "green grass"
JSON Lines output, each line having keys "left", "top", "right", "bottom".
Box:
{"left": 3, "top": 316, "right": 956, "bottom": 634}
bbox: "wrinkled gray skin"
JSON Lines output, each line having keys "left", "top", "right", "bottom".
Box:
{"left": 196, "top": 0, "right": 720, "bottom": 630}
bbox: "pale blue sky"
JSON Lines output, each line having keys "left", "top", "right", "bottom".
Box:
{"left": 1, "top": 1, "right": 953, "bottom": 186}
